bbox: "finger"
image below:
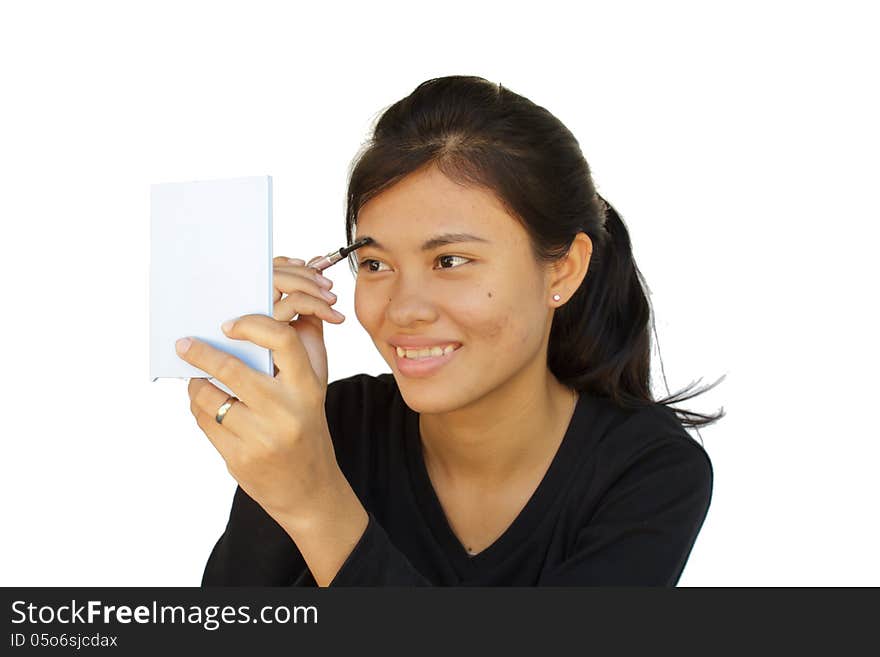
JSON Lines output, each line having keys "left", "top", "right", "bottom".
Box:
{"left": 273, "top": 266, "right": 333, "bottom": 305}
{"left": 285, "top": 310, "right": 327, "bottom": 386}
{"left": 274, "top": 255, "right": 304, "bottom": 266}
{"left": 176, "top": 336, "right": 275, "bottom": 412}
{"left": 188, "top": 377, "right": 258, "bottom": 442}
{"left": 282, "top": 264, "right": 334, "bottom": 290}
{"left": 222, "top": 313, "right": 318, "bottom": 387}
{"left": 272, "top": 259, "right": 300, "bottom": 303}
{"left": 273, "top": 269, "right": 337, "bottom": 310}
{"left": 272, "top": 257, "right": 331, "bottom": 286}
{"left": 275, "top": 289, "right": 345, "bottom": 324}
{"left": 190, "top": 390, "right": 245, "bottom": 466}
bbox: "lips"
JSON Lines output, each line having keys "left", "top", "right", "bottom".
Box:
{"left": 390, "top": 341, "right": 462, "bottom": 378}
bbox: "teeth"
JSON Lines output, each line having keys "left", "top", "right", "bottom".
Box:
{"left": 395, "top": 344, "right": 459, "bottom": 360}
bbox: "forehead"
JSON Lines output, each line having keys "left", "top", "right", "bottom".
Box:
{"left": 356, "top": 164, "right": 520, "bottom": 238}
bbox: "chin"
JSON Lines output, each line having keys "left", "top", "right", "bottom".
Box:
{"left": 391, "top": 376, "right": 463, "bottom": 414}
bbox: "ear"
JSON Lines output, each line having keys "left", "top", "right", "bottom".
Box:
{"left": 546, "top": 232, "right": 593, "bottom": 304}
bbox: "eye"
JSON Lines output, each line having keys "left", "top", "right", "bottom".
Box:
{"left": 435, "top": 255, "right": 471, "bottom": 269}
{"left": 358, "top": 255, "right": 471, "bottom": 274}
{"left": 358, "top": 258, "right": 391, "bottom": 273}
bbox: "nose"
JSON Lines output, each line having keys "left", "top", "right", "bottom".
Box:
{"left": 385, "top": 276, "right": 439, "bottom": 327}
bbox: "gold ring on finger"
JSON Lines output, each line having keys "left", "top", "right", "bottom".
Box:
{"left": 215, "top": 396, "right": 239, "bottom": 425}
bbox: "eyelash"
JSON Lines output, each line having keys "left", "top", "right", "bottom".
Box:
{"left": 358, "top": 254, "right": 472, "bottom": 273}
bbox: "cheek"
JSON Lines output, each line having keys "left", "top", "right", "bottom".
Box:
{"left": 455, "top": 297, "right": 534, "bottom": 348}
{"left": 354, "top": 286, "right": 382, "bottom": 331}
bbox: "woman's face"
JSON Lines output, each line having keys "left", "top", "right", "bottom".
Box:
{"left": 354, "top": 163, "right": 555, "bottom": 414}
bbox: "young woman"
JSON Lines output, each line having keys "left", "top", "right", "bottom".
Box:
{"left": 182, "top": 76, "right": 723, "bottom": 586}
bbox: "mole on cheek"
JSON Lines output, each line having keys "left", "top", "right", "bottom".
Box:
{"left": 487, "top": 291, "right": 493, "bottom": 298}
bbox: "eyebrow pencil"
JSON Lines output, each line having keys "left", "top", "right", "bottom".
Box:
{"left": 305, "top": 236, "right": 373, "bottom": 271}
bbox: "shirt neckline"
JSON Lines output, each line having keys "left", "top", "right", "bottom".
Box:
{"left": 402, "top": 389, "right": 593, "bottom": 575}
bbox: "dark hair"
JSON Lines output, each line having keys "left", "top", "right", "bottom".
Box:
{"left": 344, "top": 75, "right": 724, "bottom": 430}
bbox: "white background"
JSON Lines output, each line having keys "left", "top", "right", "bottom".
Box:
{"left": 1, "top": 0, "right": 877, "bottom": 586}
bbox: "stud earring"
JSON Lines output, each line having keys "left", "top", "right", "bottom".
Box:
{"left": 552, "top": 294, "right": 561, "bottom": 302}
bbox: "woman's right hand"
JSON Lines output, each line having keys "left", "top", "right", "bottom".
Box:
{"left": 271, "top": 256, "right": 345, "bottom": 386}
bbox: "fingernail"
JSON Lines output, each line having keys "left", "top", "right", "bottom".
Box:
{"left": 221, "top": 319, "right": 236, "bottom": 333}
{"left": 176, "top": 337, "right": 192, "bottom": 354}
{"left": 331, "top": 309, "right": 345, "bottom": 320}
{"left": 320, "top": 289, "right": 337, "bottom": 302}
{"left": 315, "top": 274, "right": 333, "bottom": 289}
{"left": 288, "top": 258, "right": 305, "bottom": 265}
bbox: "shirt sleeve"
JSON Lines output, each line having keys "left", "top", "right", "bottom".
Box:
{"left": 201, "top": 487, "right": 434, "bottom": 587}
{"left": 540, "top": 437, "right": 713, "bottom": 586}
{"left": 202, "top": 375, "right": 369, "bottom": 586}
{"left": 201, "top": 484, "right": 309, "bottom": 586}
{"left": 328, "top": 512, "right": 433, "bottom": 586}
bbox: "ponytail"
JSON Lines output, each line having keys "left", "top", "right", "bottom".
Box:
{"left": 549, "top": 194, "right": 724, "bottom": 429}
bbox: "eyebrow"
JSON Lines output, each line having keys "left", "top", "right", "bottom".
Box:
{"left": 356, "top": 232, "right": 491, "bottom": 253}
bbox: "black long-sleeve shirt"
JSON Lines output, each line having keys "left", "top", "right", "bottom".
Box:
{"left": 201, "top": 372, "right": 713, "bottom": 586}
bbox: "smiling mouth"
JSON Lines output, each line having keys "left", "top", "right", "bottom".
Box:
{"left": 393, "top": 343, "right": 462, "bottom": 360}
{"left": 389, "top": 342, "right": 463, "bottom": 378}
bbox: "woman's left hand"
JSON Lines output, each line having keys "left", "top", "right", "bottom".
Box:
{"left": 176, "top": 314, "right": 341, "bottom": 528}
